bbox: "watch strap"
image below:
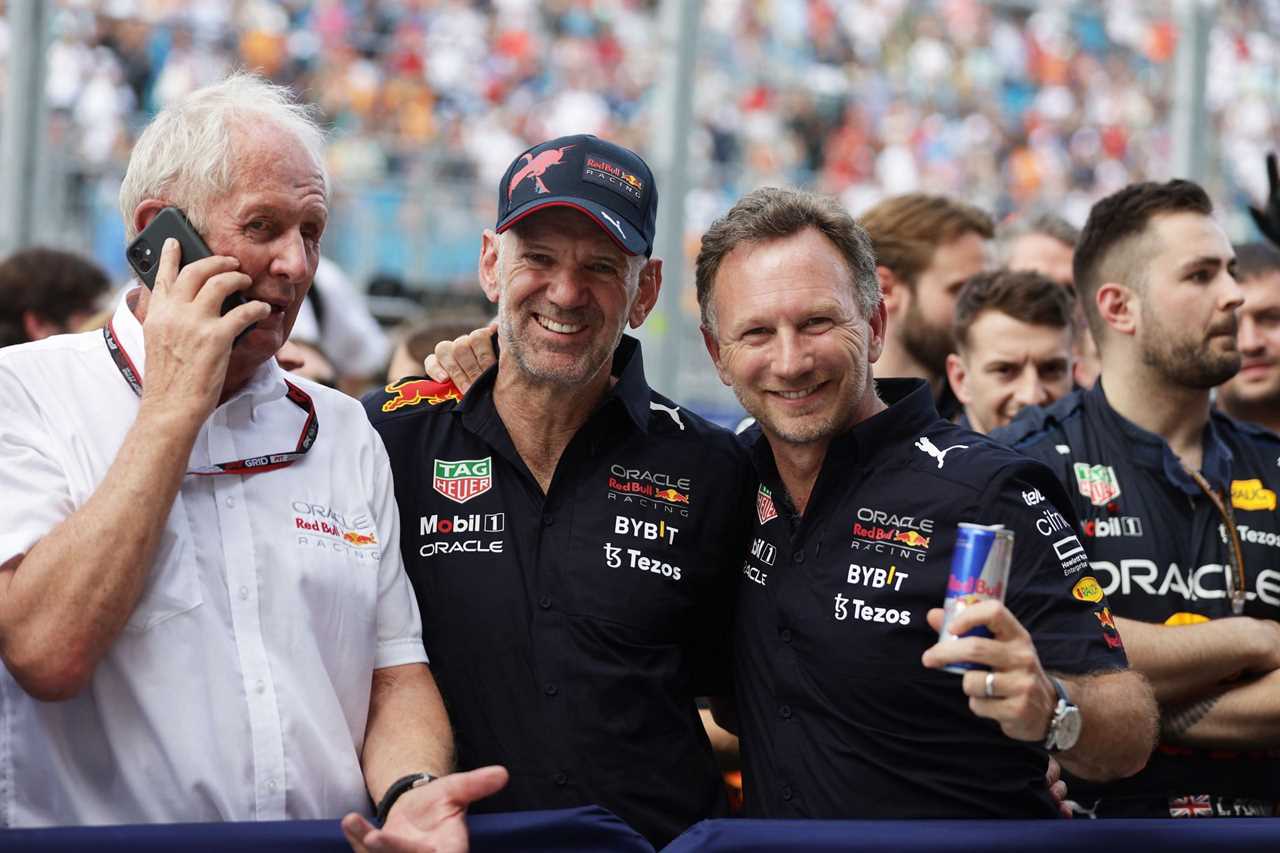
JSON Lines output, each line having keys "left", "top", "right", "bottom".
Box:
{"left": 1043, "top": 676, "right": 1073, "bottom": 752}
{"left": 376, "top": 772, "right": 437, "bottom": 825}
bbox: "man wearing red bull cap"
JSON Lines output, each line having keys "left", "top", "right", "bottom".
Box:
{"left": 0, "top": 73, "right": 504, "bottom": 847}
{"left": 365, "top": 135, "right": 751, "bottom": 847}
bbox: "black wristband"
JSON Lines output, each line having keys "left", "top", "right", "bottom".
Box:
{"left": 375, "top": 772, "right": 437, "bottom": 825}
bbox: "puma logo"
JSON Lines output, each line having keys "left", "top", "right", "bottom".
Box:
{"left": 915, "top": 436, "right": 969, "bottom": 469}
{"left": 599, "top": 209, "right": 626, "bottom": 239}
{"left": 650, "top": 400, "right": 684, "bottom": 431}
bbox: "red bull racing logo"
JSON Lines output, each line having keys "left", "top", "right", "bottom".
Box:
{"left": 606, "top": 464, "right": 692, "bottom": 512}
{"left": 1094, "top": 605, "right": 1124, "bottom": 649}
{"left": 895, "top": 529, "right": 931, "bottom": 549}
{"left": 381, "top": 378, "right": 462, "bottom": 413}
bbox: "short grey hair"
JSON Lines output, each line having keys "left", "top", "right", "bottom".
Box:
{"left": 118, "top": 71, "right": 328, "bottom": 241}
{"left": 996, "top": 211, "right": 1080, "bottom": 262}
{"left": 695, "top": 187, "right": 880, "bottom": 332}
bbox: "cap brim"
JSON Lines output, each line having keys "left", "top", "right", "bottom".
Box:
{"left": 496, "top": 197, "right": 648, "bottom": 256}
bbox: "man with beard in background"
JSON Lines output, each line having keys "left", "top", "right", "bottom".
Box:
{"left": 1217, "top": 242, "right": 1280, "bottom": 435}
{"left": 859, "top": 193, "right": 993, "bottom": 419}
{"left": 996, "top": 180, "right": 1280, "bottom": 818}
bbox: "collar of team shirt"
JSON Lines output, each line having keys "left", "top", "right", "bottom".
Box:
{"left": 109, "top": 288, "right": 290, "bottom": 413}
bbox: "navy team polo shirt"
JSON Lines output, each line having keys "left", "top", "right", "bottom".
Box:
{"left": 994, "top": 381, "right": 1280, "bottom": 812}
{"left": 364, "top": 335, "right": 751, "bottom": 847}
{"left": 735, "top": 379, "right": 1128, "bottom": 819}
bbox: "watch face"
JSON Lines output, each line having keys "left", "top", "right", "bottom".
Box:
{"left": 1056, "top": 705, "right": 1083, "bottom": 750}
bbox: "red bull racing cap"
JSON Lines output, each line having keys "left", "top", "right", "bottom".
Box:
{"left": 495, "top": 134, "right": 658, "bottom": 256}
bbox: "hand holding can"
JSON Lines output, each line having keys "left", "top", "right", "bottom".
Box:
{"left": 937, "top": 522, "right": 1014, "bottom": 673}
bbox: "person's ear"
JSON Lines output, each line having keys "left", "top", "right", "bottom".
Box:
{"left": 478, "top": 230, "right": 503, "bottom": 304}
{"left": 628, "top": 258, "right": 663, "bottom": 328}
{"left": 1096, "top": 282, "right": 1137, "bottom": 337}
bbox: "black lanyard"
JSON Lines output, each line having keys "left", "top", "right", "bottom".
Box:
{"left": 1183, "top": 465, "right": 1248, "bottom": 616}
{"left": 103, "top": 320, "right": 318, "bottom": 476}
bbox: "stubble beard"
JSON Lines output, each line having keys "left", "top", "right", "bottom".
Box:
{"left": 1138, "top": 326, "right": 1241, "bottom": 390}
{"left": 900, "top": 298, "right": 954, "bottom": 379}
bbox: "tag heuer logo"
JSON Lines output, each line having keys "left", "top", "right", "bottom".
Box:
{"left": 433, "top": 457, "right": 493, "bottom": 504}
{"left": 1073, "top": 462, "right": 1121, "bottom": 507}
{"left": 757, "top": 484, "right": 778, "bottom": 525}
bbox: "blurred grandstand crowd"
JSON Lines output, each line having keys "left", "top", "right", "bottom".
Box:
{"left": 4, "top": 0, "right": 1280, "bottom": 292}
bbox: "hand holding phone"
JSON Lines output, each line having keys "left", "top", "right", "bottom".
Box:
{"left": 126, "top": 207, "right": 255, "bottom": 339}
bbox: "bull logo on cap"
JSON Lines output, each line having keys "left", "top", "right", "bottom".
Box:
{"left": 508, "top": 145, "right": 573, "bottom": 200}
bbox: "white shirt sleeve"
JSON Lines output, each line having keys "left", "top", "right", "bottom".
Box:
{"left": 0, "top": 357, "right": 76, "bottom": 565}
{"left": 367, "top": 425, "right": 429, "bottom": 668}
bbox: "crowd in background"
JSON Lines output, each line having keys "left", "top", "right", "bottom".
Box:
{"left": 4, "top": 0, "right": 1280, "bottom": 292}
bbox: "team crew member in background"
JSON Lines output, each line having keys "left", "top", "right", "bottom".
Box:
{"left": 694, "top": 187, "right": 1155, "bottom": 819}
{"left": 0, "top": 74, "right": 505, "bottom": 848}
{"left": 858, "top": 193, "right": 993, "bottom": 419}
{"left": 996, "top": 180, "right": 1280, "bottom": 818}
{"left": 945, "top": 270, "right": 1076, "bottom": 435}
{"left": 1217, "top": 242, "right": 1280, "bottom": 435}
{"left": 996, "top": 212, "right": 1100, "bottom": 389}
{"left": 0, "top": 247, "right": 110, "bottom": 347}
{"left": 997, "top": 212, "right": 1078, "bottom": 290}
{"left": 365, "top": 136, "right": 750, "bottom": 848}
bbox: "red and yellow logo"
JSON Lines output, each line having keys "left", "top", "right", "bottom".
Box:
{"left": 1072, "top": 576, "right": 1103, "bottom": 603}
{"left": 654, "top": 487, "right": 690, "bottom": 505}
{"left": 894, "top": 530, "right": 931, "bottom": 549}
{"left": 381, "top": 378, "right": 463, "bottom": 413}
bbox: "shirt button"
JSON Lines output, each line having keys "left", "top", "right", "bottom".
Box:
{"left": 539, "top": 595, "right": 552, "bottom": 610}
{"left": 544, "top": 683, "right": 559, "bottom": 696}
{"left": 542, "top": 515, "right": 555, "bottom": 527}
{"left": 553, "top": 772, "right": 568, "bottom": 786}
{"left": 781, "top": 784, "right": 793, "bottom": 801}
{"left": 780, "top": 628, "right": 792, "bottom": 643}
{"left": 266, "top": 779, "right": 278, "bottom": 793}
{"left": 255, "top": 679, "right": 266, "bottom": 695}
{"left": 792, "top": 549, "right": 805, "bottom": 564}
{"left": 238, "top": 586, "right": 250, "bottom": 601}
{"left": 225, "top": 496, "right": 236, "bottom": 508}
{"left": 779, "top": 704, "right": 792, "bottom": 719}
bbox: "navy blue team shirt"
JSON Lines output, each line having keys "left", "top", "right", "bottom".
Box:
{"left": 735, "top": 379, "right": 1128, "bottom": 818}
{"left": 994, "top": 380, "right": 1280, "bottom": 812}
{"left": 364, "top": 335, "right": 751, "bottom": 848}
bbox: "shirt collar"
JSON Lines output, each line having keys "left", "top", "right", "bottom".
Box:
{"left": 1088, "top": 380, "right": 1233, "bottom": 494}
{"left": 459, "top": 333, "right": 654, "bottom": 433}
{"left": 109, "top": 288, "right": 288, "bottom": 412}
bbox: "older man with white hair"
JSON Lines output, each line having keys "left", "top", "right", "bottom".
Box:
{"left": 0, "top": 73, "right": 504, "bottom": 849}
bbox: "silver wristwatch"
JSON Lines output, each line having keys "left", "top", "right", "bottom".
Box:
{"left": 1043, "top": 676, "right": 1082, "bottom": 753}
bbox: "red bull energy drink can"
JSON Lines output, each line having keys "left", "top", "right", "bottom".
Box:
{"left": 938, "top": 522, "right": 1014, "bottom": 673}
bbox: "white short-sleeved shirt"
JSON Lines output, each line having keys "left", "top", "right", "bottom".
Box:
{"left": 0, "top": 293, "right": 427, "bottom": 827}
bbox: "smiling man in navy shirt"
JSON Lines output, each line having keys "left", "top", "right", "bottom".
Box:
{"left": 366, "top": 136, "right": 751, "bottom": 847}
{"left": 695, "top": 186, "right": 1156, "bottom": 818}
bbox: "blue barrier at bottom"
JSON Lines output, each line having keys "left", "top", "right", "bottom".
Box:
{"left": 661, "top": 818, "right": 1280, "bottom": 852}
{"left": 7, "top": 811, "right": 1280, "bottom": 851}
{"left": 0, "top": 805, "right": 655, "bottom": 853}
